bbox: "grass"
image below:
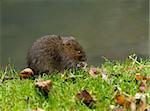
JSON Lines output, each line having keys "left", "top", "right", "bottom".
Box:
{"left": 0, "top": 55, "right": 150, "bottom": 111}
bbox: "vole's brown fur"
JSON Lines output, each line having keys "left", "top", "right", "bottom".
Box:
{"left": 27, "top": 35, "right": 86, "bottom": 74}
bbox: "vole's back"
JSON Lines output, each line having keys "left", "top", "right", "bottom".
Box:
{"left": 27, "top": 35, "right": 86, "bottom": 74}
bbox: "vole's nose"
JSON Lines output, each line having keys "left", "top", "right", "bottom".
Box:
{"left": 79, "top": 56, "right": 87, "bottom": 61}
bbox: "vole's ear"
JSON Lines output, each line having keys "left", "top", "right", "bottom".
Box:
{"left": 57, "top": 35, "right": 62, "bottom": 40}
{"left": 69, "top": 36, "right": 75, "bottom": 40}
{"left": 62, "top": 40, "right": 70, "bottom": 46}
{"left": 62, "top": 36, "right": 75, "bottom": 45}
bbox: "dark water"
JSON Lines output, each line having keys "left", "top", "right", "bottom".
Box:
{"left": 1, "top": 0, "right": 149, "bottom": 69}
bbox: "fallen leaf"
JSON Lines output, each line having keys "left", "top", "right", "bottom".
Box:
{"left": 35, "top": 80, "right": 52, "bottom": 96}
{"left": 144, "top": 107, "right": 150, "bottom": 111}
{"left": 115, "top": 94, "right": 125, "bottom": 105}
{"left": 130, "top": 100, "right": 136, "bottom": 111}
{"left": 139, "top": 80, "right": 147, "bottom": 92}
{"left": 123, "top": 100, "right": 131, "bottom": 109}
{"left": 88, "top": 67, "right": 100, "bottom": 78}
{"left": 134, "top": 93, "right": 143, "bottom": 100}
{"left": 114, "top": 108, "right": 125, "bottom": 111}
{"left": 138, "top": 65, "right": 150, "bottom": 70}
{"left": 143, "top": 76, "right": 149, "bottom": 81}
{"left": 20, "top": 68, "right": 34, "bottom": 79}
{"left": 135, "top": 73, "right": 149, "bottom": 82}
{"left": 126, "top": 67, "right": 137, "bottom": 72}
{"left": 76, "top": 90, "right": 96, "bottom": 108}
{"left": 138, "top": 65, "right": 144, "bottom": 70}
{"left": 134, "top": 93, "right": 147, "bottom": 111}
{"left": 137, "top": 101, "right": 145, "bottom": 111}
{"left": 135, "top": 73, "right": 143, "bottom": 81}
{"left": 101, "top": 68, "right": 108, "bottom": 80}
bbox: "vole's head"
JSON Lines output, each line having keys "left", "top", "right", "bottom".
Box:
{"left": 62, "top": 37, "right": 87, "bottom": 62}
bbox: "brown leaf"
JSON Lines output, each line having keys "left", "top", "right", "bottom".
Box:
{"left": 130, "top": 100, "right": 136, "bottom": 111}
{"left": 115, "top": 94, "right": 125, "bottom": 105}
{"left": 76, "top": 90, "right": 96, "bottom": 108}
{"left": 20, "top": 68, "right": 34, "bottom": 79}
{"left": 88, "top": 67, "right": 100, "bottom": 78}
{"left": 122, "top": 96, "right": 136, "bottom": 111}
{"left": 134, "top": 93, "right": 147, "bottom": 111}
{"left": 138, "top": 65, "right": 145, "bottom": 70}
{"left": 123, "top": 100, "right": 131, "bottom": 109}
{"left": 35, "top": 80, "right": 52, "bottom": 96}
{"left": 114, "top": 92, "right": 148, "bottom": 111}
{"left": 101, "top": 68, "right": 108, "bottom": 80}
{"left": 135, "top": 73, "right": 143, "bottom": 81}
{"left": 137, "top": 101, "right": 146, "bottom": 111}
{"left": 139, "top": 80, "right": 147, "bottom": 92}
{"left": 126, "top": 67, "right": 137, "bottom": 72}
{"left": 135, "top": 73, "right": 149, "bottom": 82}
{"left": 143, "top": 76, "right": 149, "bottom": 81}
{"left": 114, "top": 108, "right": 125, "bottom": 111}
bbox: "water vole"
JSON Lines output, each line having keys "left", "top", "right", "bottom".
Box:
{"left": 27, "top": 35, "right": 87, "bottom": 74}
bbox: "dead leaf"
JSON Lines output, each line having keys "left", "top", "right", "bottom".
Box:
{"left": 112, "top": 81, "right": 148, "bottom": 111}
{"left": 114, "top": 108, "right": 125, "bottom": 111}
{"left": 130, "top": 100, "right": 136, "bottom": 111}
{"left": 137, "top": 93, "right": 147, "bottom": 111}
{"left": 115, "top": 94, "right": 125, "bottom": 105}
{"left": 35, "top": 80, "right": 52, "bottom": 96}
{"left": 88, "top": 67, "right": 100, "bottom": 78}
{"left": 135, "top": 73, "right": 143, "bottom": 81}
{"left": 134, "top": 93, "right": 147, "bottom": 111}
{"left": 138, "top": 65, "right": 144, "bottom": 70}
{"left": 143, "top": 76, "right": 149, "bottom": 81}
{"left": 76, "top": 90, "right": 96, "bottom": 108}
{"left": 139, "top": 80, "right": 147, "bottom": 92}
{"left": 123, "top": 100, "right": 131, "bottom": 109}
{"left": 20, "top": 68, "right": 34, "bottom": 79}
{"left": 101, "top": 68, "right": 108, "bottom": 80}
{"left": 126, "top": 67, "right": 137, "bottom": 72}
{"left": 137, "top": 101, "right": 145, "bottom": 111}
{"left": 135, "top": 73, "right": 149, "bottom": 82}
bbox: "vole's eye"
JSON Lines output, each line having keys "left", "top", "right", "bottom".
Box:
{"left": 66, "top": 42, "right": 71, "bottom": 46}
{"left": 74, "top": 48, "right": 78, "bottom": 51}
{"left": 74, "top": 48, "right": 81, "bottom": 54}
{"left": 77, "top": 50, "right": 81, "bottom": 54}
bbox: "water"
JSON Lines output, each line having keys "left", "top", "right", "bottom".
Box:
{"left": 1, "top": 0, "right": 149, "bottom": 69}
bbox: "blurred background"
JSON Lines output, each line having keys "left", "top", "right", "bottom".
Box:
{"left": 1, "top": 0, "right": 149, "bottom": 69}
